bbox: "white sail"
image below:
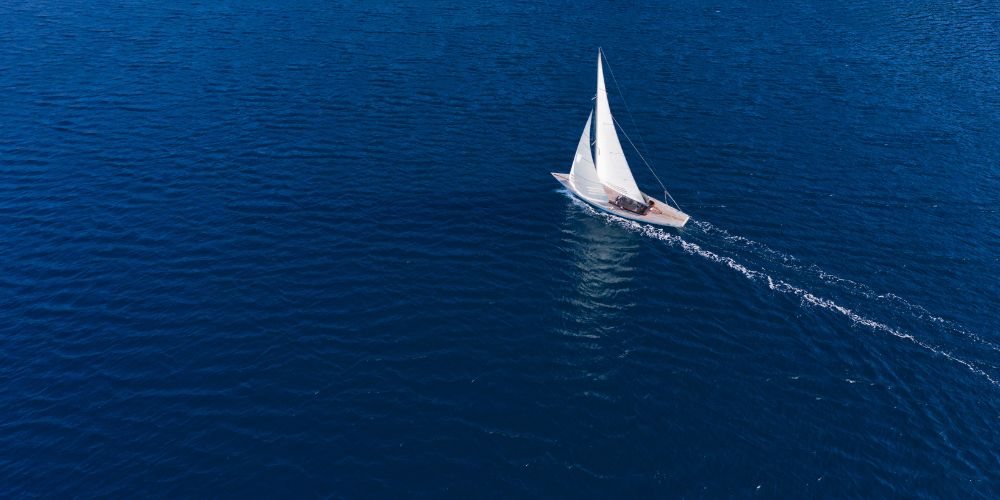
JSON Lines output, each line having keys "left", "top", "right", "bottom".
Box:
{"left": 594, "top": 51, "right": 645, "bottom": 204}
{"left": 549, "top": 51, "right": 690, "bottom": 228}
{"left": 569, "top": 112, "right": 605, "bottom": 201}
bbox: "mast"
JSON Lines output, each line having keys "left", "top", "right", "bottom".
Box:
{"left": 594, "top": 50, "right": 645, "bottom": 204}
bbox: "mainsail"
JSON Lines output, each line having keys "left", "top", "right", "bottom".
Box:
{"left": 569, "top": 112, "right": 605, "bottom": 201}
{"left": 594, "top": 51, "right": 645, "bottom": 204}
{"left": 549, "top": 50, "right": 690, "bottom": 228}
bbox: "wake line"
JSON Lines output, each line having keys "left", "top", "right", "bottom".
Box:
{"left": 690, "top": 220, "right": 1000, "bottom": 353}
{"left": 805, "top": 265, "right": 999, "bottom": 350}
{"left": 567, "top": 198, "right": 998, "bottom": 386}
{"left": 690, "top": 220, "right": 799, "bottom": 264}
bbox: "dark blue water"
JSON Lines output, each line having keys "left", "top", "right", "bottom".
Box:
{"left": 2, "top": 0, "right": 998, "bottom": 497}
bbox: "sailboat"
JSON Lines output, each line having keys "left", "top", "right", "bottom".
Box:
{"left": 552, "top": 50, "right": 689, "bottom": 228}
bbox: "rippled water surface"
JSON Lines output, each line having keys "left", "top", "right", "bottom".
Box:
{"left": 2, "top": 0, "right": 999, "bottom": 497}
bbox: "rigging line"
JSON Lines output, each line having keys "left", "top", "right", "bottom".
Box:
{"left": 612, "top": 114, "right": 682, "bottom": 211}
{"left": 601, "top": 48, "right": 652, "bottom": 158}
{"left": 601, "top": 48, "right": 660, "bottom": 172}
{"left": 600, "top": 48, "right": 682, "bottom": 211}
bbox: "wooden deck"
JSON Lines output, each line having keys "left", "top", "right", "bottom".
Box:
{"left": 552, "top": 173, "right": 689, "bottom": 228}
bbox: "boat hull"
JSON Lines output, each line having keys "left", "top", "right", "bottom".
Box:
{"left": 552, "top": 173, "right": 689, "bottom": 228}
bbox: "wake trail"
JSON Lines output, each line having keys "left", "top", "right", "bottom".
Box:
{"left": 688, "top": 220, "right": 1000, "bottom": 354}
{"left": 567, "top": 198, "right": 998, "bottom": 386}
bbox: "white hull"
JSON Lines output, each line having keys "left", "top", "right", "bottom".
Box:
{"left": 552, "top": 172, "right": 689, "bottom": 228}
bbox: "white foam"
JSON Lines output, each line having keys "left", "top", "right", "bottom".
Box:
{"left": 691, "top": 219, "right": 798, "bottom": 264}
{"left": 571, "top": 202, "right": 998, "bottom": 386}
{"left": 692, "top": 219, "right": 999, "bottom": 353}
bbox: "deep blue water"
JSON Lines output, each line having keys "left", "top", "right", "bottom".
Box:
{"left": 2, "top": 0, "right": 999, "bottom": 497}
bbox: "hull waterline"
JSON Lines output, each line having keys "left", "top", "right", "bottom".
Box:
{"left": 552, "top": 172, "right": 689, "bottom": 228}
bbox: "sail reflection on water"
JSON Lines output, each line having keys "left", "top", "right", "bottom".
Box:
{"left": 557, "top": 202, "right": 640, "bottom": 340}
